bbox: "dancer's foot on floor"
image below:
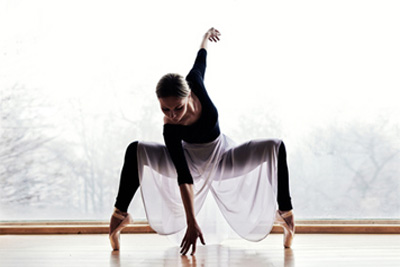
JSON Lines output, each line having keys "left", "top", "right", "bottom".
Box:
{"left": 276, "top": 210, "right": 295, "bottom": 248}
{"left": 109, "top": 208, "right": 133, "bottom": 250}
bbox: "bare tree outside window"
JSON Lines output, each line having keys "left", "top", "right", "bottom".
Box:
{"left": 1, "top": 0, "right": 399, "bottom": 221}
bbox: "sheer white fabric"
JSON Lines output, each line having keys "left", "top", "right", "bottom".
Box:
{"left": 137, "top": 134, "right": 281, "bottom": 242}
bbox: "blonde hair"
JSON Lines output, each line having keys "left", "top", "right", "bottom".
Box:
{"left": 156, "top": 73, "right": 190, "bottom": 98}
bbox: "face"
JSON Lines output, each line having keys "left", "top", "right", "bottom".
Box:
{"left": 159, "top": 95, "right": 190, "bottom": 123}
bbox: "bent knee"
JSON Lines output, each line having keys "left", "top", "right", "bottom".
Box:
{"left": 125, "top": 141, "right": 139, "bottom": 159}
{"left": 259, "top": 138, "right": 283, "bottom": 149}
{"left": 262, "top": 139, "right": 285, "bottom": 156}
{"left": 278, "top": 140, "right": 287, "bottom": 159}
{"left": 279, "top": 140, "right": 285, "bottom": 149}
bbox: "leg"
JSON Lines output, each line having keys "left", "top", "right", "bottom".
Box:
{"left": 277, "top": 142, "right": 293, "bottom": 211}
{"left": 109, "top": 141, "right": 175, "bottom": 250}
{"left": 218, "top": 139, "right": 281, "bottom": 178}
{"left": 218, "top": 138, "right": 294, "bottom": 247}
{"left": 114, "top": 140, "right": 176, "bottom": 213}
{"left": 114, "top": 141, "right": 140, "bottom": 212}
{"left": 276, "top": 142, "right": 295, "bottom": 248}
{"left": 109, "top": 141, "right": 139, "bottom": 250}
{"left": 219, "top": 139, "right": 292, "bottom": 210}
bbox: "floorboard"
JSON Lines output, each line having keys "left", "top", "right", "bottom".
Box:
{"left": 0, "top": 234, "right": 399, "bottom": 267}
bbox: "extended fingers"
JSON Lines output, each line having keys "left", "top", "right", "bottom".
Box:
{"left": 208, "top": 34, "right": 220, "bottom": 42}
{"left": 209, "top": 36, "right": 220, "bottom": 42}
{"left": 207, "top": 28, "right": 221, "bottom": 42}
{"left": 180, "top": 232, "right": 188, "bottom": 248}
{"left": 180, "top": 236, "right": 190, "bottom": 255}
{"left": 180, "top": 238, "right": 188, "bottom": 254}
{"left": 191, "top": 242, "right": 197, "bottom": 255}
{"left": 199, "top": 234, "right": 206, "bottom": 245}
{"left": 180, "top": 241, "right": 187, "bottom": 253}
{"left": 181, "top": 242, "right": 190, "bottom": 255}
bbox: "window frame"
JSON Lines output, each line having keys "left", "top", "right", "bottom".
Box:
{"left": 1, "top": 220, "right": 399, "bottom": 235}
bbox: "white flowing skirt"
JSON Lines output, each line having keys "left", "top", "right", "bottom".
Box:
{"left": 137, "top": 134, "right": 282, "bottom": 242}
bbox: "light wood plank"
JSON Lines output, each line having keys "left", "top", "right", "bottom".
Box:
{"left": 0, "top": 234, "right": 399, "bottom": 267}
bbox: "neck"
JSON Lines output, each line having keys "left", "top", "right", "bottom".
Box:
{"left": 188, "top": 96, "right": 195, "bottom": 113}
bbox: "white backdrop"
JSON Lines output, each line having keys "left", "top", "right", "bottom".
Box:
{"left": 1, "top": 0, "right": 399, "bottom": 220}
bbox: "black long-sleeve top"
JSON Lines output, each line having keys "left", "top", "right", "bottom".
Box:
{"left": 163, "top": 49, "right": 220, "bottom": 185}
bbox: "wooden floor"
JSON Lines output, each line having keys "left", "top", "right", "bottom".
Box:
{"left": 0, "top": 234, "right": 399, "bottom": 267}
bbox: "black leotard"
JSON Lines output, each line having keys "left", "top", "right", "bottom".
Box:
{"left": 163, "top": 49, "right": 220, "bottom": 185}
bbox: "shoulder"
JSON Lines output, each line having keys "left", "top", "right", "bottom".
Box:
{"left": 164, "top": 116, "right": 173, "bottom": 124}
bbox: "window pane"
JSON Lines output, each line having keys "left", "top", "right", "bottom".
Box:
{"left": 1, "top": 0, "right": 399, "bottom": 221}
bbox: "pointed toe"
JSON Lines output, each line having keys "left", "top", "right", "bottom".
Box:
{"left": 109, "top": 211, "right": 133, "bottom": 250}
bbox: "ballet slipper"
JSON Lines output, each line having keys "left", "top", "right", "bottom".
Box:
{"left": 109, "top": 209, "right": 134, "bottom": 250}
{"left": 275, "top": 210, "right": 295, "bottom": 248}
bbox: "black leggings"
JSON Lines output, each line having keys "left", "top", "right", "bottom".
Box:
{"left": 114, "top": 141, "right": 293, "bottom": 212}
{"left": 277, "top": 142, "right": 293, "bottom": 211}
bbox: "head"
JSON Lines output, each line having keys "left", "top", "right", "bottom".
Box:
{"left": 156, "top": 73, "right": 191, "bottom": 123}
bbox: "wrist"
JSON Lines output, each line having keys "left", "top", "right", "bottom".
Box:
{"left": 186, "top": 216, "right": 197, "bottom": 226}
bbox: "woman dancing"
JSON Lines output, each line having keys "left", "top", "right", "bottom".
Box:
{"left": 109, "top": 28, "right": 294, "bottom": 255}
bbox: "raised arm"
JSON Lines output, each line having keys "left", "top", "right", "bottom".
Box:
{"left": 200, "top": 27, "right": 221, "bottom": 50}
{"left": 187, "top": 28, "right": 220, "bottom": 85}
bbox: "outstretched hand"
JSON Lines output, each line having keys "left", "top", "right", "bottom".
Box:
{"left": 205, "top": 27, "right": 221, "bottom": 42}
{"left": 180, "top": 222, "right": 206, "bottom": 255}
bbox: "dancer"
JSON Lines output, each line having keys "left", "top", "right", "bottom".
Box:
{"left": 109, "top": 28, "right": 294, "bottom": 255}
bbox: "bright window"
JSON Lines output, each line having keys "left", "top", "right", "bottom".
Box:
{"left": 1, "top": 0, "right": 399, "bottom": 221}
